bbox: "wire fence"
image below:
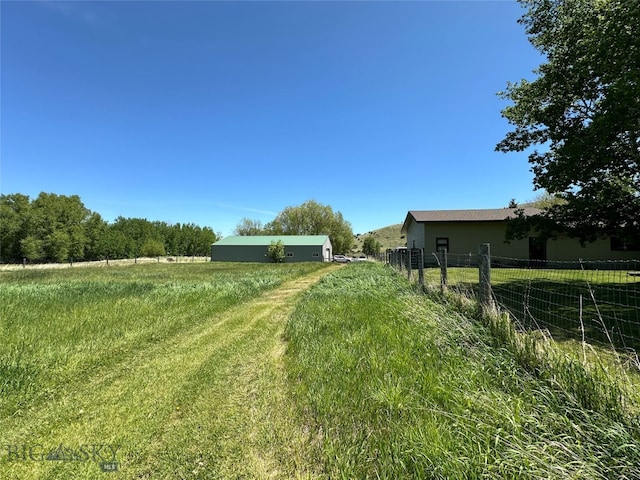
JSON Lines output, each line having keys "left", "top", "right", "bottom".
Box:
{"left": 0, "top": 255, "right": 211, "bottom": 271}
{"left": 387, "top": 247, "right": 640, "bottom": 356}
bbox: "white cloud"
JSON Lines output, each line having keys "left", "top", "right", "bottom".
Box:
{"left": 39, "top": 0, "right": 101, "bottom": 27}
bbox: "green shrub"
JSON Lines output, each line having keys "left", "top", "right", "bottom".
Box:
{"left": 267, "top": 240, "right": 285, "bottom": 263}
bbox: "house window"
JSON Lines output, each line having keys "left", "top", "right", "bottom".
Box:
{"left": 286, "top": 252, "right": 294, "bottom": 257}
{"left": 436, "top": 237, "right": 449, "bottom": 253}
{"left": 611, "top": 236, "right": 640, "bottom": 251}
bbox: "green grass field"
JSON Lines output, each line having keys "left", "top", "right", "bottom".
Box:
{"left": 0, "top": 262, "right": 334, "bottom": 479}
{"left": 2, "top": 261, "right": 639, "bottom": 479}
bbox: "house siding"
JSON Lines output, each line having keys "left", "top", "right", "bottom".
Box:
{"left": 423, "top": 221, "right": 530, "bottom": 258}
{"left": 404, "top": 212, "right": 639, "bottom": 262}
{"left": 547, "top": 237, "right": 639, "bottom": 261}
{"left": 406, "top": 219, "right": 425, "bottom": 250}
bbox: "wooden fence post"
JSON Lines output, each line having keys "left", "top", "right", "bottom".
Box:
{"left": 407, "top": 249, "right": 412, "bottom": 280}
{"left": 418, "top": 248, "right": 424, "bottom": 287}
{"left": 478, "top": 243, "right": 495, "bottom": 313}
{"left": 440, "top": 250, "right": 448, "bottom": 293}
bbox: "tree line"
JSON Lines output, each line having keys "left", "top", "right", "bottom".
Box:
{"left": 0, "top": 192, "right": 218, "bottom": 264}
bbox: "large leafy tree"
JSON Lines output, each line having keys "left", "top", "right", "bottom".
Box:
{"left": 362, "top": 235, "right": 382, "bottom": 256}
{"left": 497, "top": 0, "right": 640, "bottom": 245}
{"left": 178, "top": 223, "right": 218, "bottom": 256}
{"left": 265, "top": 200, "right": 354, "bottom": 254}
{"left": 0, "top": 193, "right": 32, "bottom": 262}
{"left": 234, "top": 218, "right": 264, "bottom": 236}
{"left": 83, "top": 212, "right": 109, "bottom": 260}
{"left": 31, "top": 193, "right": 90, "bottom": 262}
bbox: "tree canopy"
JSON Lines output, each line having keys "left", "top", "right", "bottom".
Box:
{"left": 234, "top": 200, "right": 355, "bottom": 254}
{"left": 0, "top": 192, "right": 218, "bottom": 263}
{"left": 233, "top": 218, "right": 264, "bottom": 236}
{"left": 362, "top": 236, "right": 382, "bottom": 256}
{"left": 497, "top": 0, "right": 640, "bottom": 245}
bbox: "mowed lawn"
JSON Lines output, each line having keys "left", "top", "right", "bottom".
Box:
{"left": 0, "top": 262, "right": 336, "bottom": 479}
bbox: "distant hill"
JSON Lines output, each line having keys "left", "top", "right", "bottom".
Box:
{"left": 352, "top": 223, "right": 405, "bottom": 254}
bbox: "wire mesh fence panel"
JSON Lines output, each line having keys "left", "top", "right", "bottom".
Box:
{"left": 392, "top": 251, "right": 640, "bottom": 355}
{"left": 425, "top": 253, "right": 481, "bottom": 297}
{"left": 491, "top": 257, "right": 640, "bottom": 353}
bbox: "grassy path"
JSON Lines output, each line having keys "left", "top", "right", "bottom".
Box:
{"left": 2, "top": 265, "right": 336, "bottom": 479}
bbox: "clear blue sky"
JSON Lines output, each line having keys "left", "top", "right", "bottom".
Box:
{"left": 1, "top": 0, "right": 543, "bottom": 236}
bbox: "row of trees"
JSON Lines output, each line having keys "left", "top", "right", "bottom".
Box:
{"left": 234, "top": 200, "right": 355, "bottom": 254}
{"left": 0, "top": 193, "right": 218, "bottom": 263}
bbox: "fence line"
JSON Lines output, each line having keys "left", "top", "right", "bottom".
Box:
{"left": 386, "top": 246, "right": 640, "bottom": 356}
{"left": 0, "top": 255, "right": 211, "bottom": 271}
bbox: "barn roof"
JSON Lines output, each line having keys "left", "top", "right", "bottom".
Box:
{"left": 401, "top": 208, "right": 543, "bottom": 233}
{"left": 213, "top": 235, "right": 330, "bottom": 246}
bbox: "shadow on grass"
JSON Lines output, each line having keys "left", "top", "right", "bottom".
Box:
{"left": 491, "top": 278, "right": 640, "bottom": 354}
{"left": 423, "top": 264, "right": 640, "bottom": 353}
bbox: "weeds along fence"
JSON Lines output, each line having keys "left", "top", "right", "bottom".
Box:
{"left": 386, "top": 245, "right": 640, "bottom": 355}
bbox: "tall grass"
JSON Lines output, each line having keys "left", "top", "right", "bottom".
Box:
{"left": 0, "top": 262, "right": 328, "bottom": 405}
{"left": 0, "top": 262, "right": 332, "bottom": 479}
{"left": 285, "top": 262, "right": 640, "bottom": 479}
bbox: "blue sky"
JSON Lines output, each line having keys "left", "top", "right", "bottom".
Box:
{"left": 1, "top": 0, "right": 543, "bottom": 236}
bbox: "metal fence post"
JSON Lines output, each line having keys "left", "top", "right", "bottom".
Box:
{"left": 407, "top": 249, "right": 412, "bottom": 280}
{"left": 478, "top": 243, "right": 495, "bottom": 313}
{"left": 418, "top": 248, "right": 424, "bottom": 287}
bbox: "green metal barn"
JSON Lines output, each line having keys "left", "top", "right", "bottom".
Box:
{"left": 211, "top": 235, "right": 332, "bottom": 262}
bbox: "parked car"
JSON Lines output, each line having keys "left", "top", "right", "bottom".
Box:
{"left": 352, "top": 255, "right": 368, "bottom": 262}
{"left": 332, "top": 255, "right": 352, "bottom": 263}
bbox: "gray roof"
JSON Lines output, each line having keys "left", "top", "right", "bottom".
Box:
{"left": 402, "top": 208, "right": 543, "bottom": 233}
